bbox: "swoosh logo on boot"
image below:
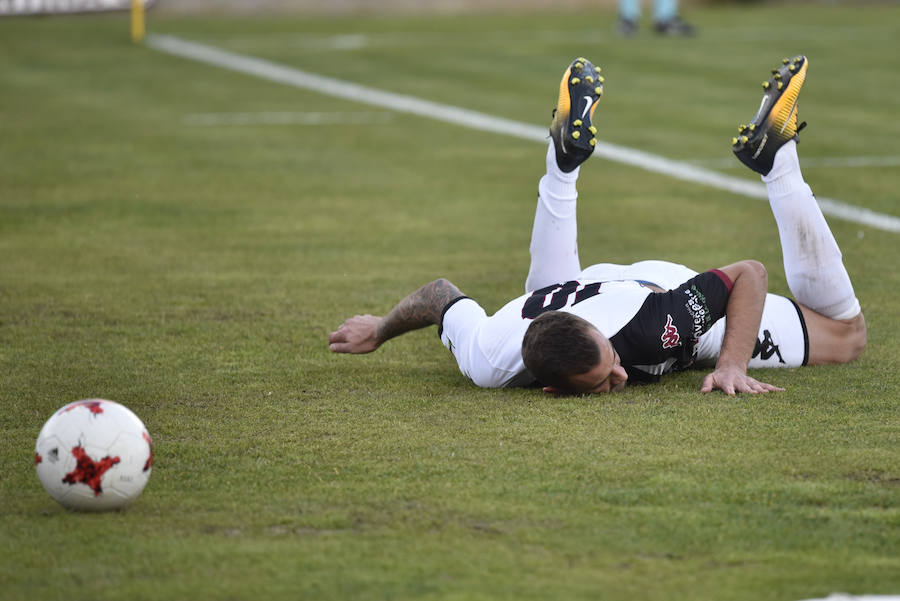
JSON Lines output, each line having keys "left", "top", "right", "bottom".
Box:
{"left": 580, "top": 96, "right": 594, "bottom": 119}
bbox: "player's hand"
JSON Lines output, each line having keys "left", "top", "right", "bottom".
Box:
{"left": 328, "top": 315, "right": 383, "bottom": 354}
{"left": 700, "top": 365, "right": 785, "bottom": 396}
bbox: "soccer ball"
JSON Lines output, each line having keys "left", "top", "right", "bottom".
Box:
{"left": 34, "top": 399, "right": 153, "bottom": 511}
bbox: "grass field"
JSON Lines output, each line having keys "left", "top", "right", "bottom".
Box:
{"left": 1, "top": 3, "right": 899, "bottom": 600}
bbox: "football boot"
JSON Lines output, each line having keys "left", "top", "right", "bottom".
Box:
{"left": 653, "top": 16, "right": 697, "bottom": 36}
{"left": 732, "top": 55, "right": 808, "bottom": 175}
{"left": 549, "top": 57, "right": 604, "bottom": 172}
{"left": 616, "top": 17, "right": 638, "bottom": 37}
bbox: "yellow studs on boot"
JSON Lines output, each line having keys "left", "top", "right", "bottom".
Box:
{"left": 574, "top": 62, "right": 584, "bottom": 71}
{"left": 762, "top": 81, "right": 770, "bottom": 89}
{"left": 573, "top": 119, "right": 582, "bottom": 127}
{"left": 571, "top": 77, "right": 580, "bottom": 85}
{"left": 595, "top": 86, "right": 603, "bottom": 95}
{"left": 777, "top": 81, "right": 784, "bottom": 90}
{"left": 589, "top": 125, "right": 597, "bottom": 134}
{"left": 585, "top": 75, "right": 594, "bottom": 84}
{"left": 734, "top": 122, "right": 757, "bottom": 145}
{"left": 572, "top": 131, "right": 581, "bottom": 140}
{"left": 589, "top": 138, "right": 597, "bottom": 147}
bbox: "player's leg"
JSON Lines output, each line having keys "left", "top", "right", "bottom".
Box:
{"left": 763, "top": 140, "right": 860, "bottom": 321}
{"left": 526, "top": 142, "right": 581, "bottom": 293}
{"left": 652, "top": 0, "right": 695, "bottom": 35}
{"left": 696, "top": 294, "right": 809, "bottom": 369}
{"left": 617, "top": 0, "right": 640, "bottom": 36}
{"left": 526, "top": 57, "right": 604, "bottom": 292}
{"left": 652, "top": 0, "right": 675, "bottom": 22}
{"left": 696, "top": 290, "right": 865, "bottom": 369}
{"left": 732, "top": 55, "right": 865, "bottom": 363}
{"left": 579, "top": 260, "right": 698, "bottom": 291}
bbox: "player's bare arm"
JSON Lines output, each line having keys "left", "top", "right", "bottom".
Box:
{"left": 329, "top": 278, "right": 465, "bottom": 354}
{"left": 701, "top": 260, "right": 786, "bottom": 395}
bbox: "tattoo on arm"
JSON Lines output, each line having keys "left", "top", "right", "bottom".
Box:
{"left": 376, "top": 279, "right": 465, "bottom": 344}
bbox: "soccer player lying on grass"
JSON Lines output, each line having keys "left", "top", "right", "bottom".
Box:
{"left": 329, "top": 55, "right": 866, "bottom": 396}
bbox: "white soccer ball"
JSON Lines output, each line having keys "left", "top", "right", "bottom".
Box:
{"left": 34, "top": 399, "right": 153, "bottom": 511}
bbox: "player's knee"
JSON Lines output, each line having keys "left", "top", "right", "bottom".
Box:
{"left": 803, "top": 306, "right": 867, "bottom": 366}
{"left": 828, "top": 312, "right": 867, "bottom": 364}
{"left": 843, "top": 312, "right": 867, "bottom": 362}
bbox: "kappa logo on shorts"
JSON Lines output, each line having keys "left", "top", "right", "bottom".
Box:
{"left": 753, "top": 329, "right": 785, "bottom": 363}
{"left": 661, "top": 314, "right": 680, "bottom": 349}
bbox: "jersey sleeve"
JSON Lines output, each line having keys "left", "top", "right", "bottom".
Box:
{"left": 611, "top": 270, "right": 733, "bottom": 377}
{"left": 439, "top": 297, "right": 529, "bottom": 389}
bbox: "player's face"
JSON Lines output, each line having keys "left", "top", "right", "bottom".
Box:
{"left": 566, "top": 330, "right": 628, "bottom": 394}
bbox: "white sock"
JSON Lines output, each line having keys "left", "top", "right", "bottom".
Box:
{"left": 763, "top": 140, "right": 861, "bottom": 319}
{"left": 525, "top": 141, "right": 583, "bottom": 292}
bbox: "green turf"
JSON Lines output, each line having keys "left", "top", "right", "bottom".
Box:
{"left": 1, "top": 4, "right": 898, "bottom": 600}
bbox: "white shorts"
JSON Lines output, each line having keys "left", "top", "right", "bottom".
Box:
{"left": 696, "top": 293, "right": 809, "bottom": 368}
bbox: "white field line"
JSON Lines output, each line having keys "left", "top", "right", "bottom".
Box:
{"left": 797, "top": 596, "right": 900, "bottom": 601}
{"left": 689, "top": 156, "right": 900, "bottom": 170}
{"left": 182, "top": 111, "right": 394, "bottom": 126}
{"left": 146, "top": 33, "right": 900, "bottom": 233}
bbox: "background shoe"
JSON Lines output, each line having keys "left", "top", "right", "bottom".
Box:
{"left": 732, "top": 55, "right": 808, "bottom": 175}
{"left": 653, "top": 16, "right": 697, "bottom": 36}
{"left": 616, "top": 17, "right": 638, "bottom": 37}
{"left": 549, "top": 57, "right": 604, "bottom": 173}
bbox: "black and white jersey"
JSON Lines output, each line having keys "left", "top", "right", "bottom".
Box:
{"left": 439, "top": 269, "right": 733, "bottom": 388}
{"left": 608, "top": 270, "right": 732, "bottom": 382}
